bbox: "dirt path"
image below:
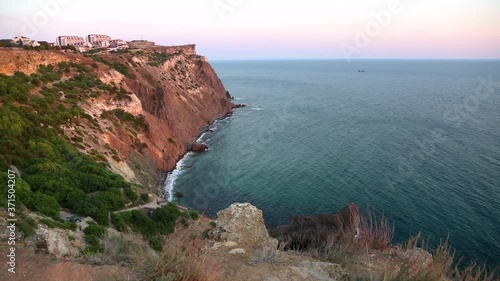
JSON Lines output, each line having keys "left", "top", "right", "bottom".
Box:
{"left": 0, "top": 248, "right": 137, "bottom": 281}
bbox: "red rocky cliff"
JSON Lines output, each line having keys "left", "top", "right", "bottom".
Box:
{"left": 0, "top": 45, "right": 233, "bottom": 190}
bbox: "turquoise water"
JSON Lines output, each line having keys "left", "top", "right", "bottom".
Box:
{"left": 166, "top": 60, "right": 500, "bottom": 267}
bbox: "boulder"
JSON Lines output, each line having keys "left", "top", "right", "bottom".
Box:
{"left": 232, "top": 103, "right": 246, "bottom": 108}
{"left": 269, "top": 203, "right": 360, "bottom": 249}
{"left": 189, "top": 142, "right": 208, "bottom": 152}
{"left": 228, "top": 248, "right": 246, "bottom": 255}
{"left": 399, "top": 248, "right": 434, "bottom": 277}
{"left": 212, "top": 203, "right": 278, "bottom": 249}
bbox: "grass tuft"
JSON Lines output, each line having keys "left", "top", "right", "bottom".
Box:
{"left": 249, "top": 246, "right": 286, "bottom": 265}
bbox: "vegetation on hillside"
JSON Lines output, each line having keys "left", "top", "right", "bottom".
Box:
{"left": 0, "top": 62, "right": 140, "bottom": 225}
{"left": 90, "top": 55, "right": 136, "bottom": 79}
{"left": 101, "top": 108, "right": 146, "bottom": 131}
{"left": 146, "top": 51, "right": 178, "bottom": 67}
{"left": 112, "top": 202, "right": 199, "bottom": 251}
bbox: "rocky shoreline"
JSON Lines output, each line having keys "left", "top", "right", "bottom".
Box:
{"left": 158, "top": 103, "right": 246, "bottom": 202}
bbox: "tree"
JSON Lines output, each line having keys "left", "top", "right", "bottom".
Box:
{"left": 23, "top": 192, "right": 60, "bottom": 217}
{"left": 151, "top": 203, "right": 181, "bottom": 234}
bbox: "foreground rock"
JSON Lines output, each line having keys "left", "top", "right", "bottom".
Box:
{"left": 210, "top": 203, "right": 349, "bottom": 281}
{"left": 287, "top": 261, "right": 348, "bottom": 281}
{"left": 212, "top": 203, "right": 278, "bottom": 249}
{"left": 269, "top": 203, "right": 360, "bottom": 249}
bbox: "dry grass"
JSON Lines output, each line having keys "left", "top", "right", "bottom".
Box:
{"left": 318, "top": 209, "right": 394, "bottom": 266}
{"left": 386, "top": 235, "right": 499, "bottom": 281}
{"left": 103, "top": 235, "right": 135, "bottom": 263}
{"left": 132, "top": 221, "right": 223, "bottom": 281}
{"left": 249, "top": 245, "right": 286, "bottom": 265}
{"left": 359, "top": 211, "right": 394, "bottom": 251}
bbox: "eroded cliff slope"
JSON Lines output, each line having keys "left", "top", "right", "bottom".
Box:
{"left": 0, "top": 46, "right": 233, "bottom": 190}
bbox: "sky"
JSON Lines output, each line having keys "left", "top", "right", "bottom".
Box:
{"left": 0, "top": 0, "right": 499, "bottom": 60}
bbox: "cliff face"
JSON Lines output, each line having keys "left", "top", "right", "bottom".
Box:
{"left": 0, "top": 46, "right": 233, "bottom": 190}
{"left": 105, "top": 46, "right": 233, "bottom": 188}
{"left": 0, "top": 48, "right": 69, "bottom": 75}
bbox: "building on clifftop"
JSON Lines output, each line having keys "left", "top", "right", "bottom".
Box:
{"left": 12, "top": 36, "right": 40, "bottom": 47}
{"left": 56, "top": 35, "right": 88, "bottom": 47}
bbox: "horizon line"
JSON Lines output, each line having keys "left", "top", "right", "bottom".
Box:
{"left": 209, "top": 57, "right": 500, "bottom": 62}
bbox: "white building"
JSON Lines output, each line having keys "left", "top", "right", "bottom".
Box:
{"left": 109, "top": 39, "right": 127, "bottom": 48}
{"left": 109, "top": 39, "right": 128, "bottom": 50}
{"left": 13, "top": 36, "right": 40, "bottom": 47}
{"left": 86, "top": 34, "right": 112, "bottom": 48}
{"left": 56, "top": 36, "right": 87, "bottom": 47}
{"left": 90, "top": 40, "right": 110, "bottom": 48}
{"left": 86, "top": 34, "right": 111, "bottom": 43}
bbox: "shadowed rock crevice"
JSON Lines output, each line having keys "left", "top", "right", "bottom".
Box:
{"left": 269, "top": 203, "right": 361, "bottom": 250}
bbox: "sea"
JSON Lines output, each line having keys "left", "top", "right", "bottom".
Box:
{"left": 165, "top": 59, "right": 500, "bottom": 268}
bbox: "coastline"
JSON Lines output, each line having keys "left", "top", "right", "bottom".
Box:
{"left": 160, "top": 111, "right": 237, "bottom": 203}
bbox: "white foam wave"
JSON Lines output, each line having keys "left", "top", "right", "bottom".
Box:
{"left": 197, "top": 132, "right": 208, "bottom": 142}
{"left": 164, "top": 114, "right": 234, "bottom": 200}
{"left": 164, "top": 152, "right": 194, "bottom": 201}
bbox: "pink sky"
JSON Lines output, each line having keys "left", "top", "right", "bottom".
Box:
{"left": 0, "top": 0, "right": 499, "bottom": 59}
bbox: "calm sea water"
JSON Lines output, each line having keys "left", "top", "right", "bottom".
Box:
{"left": 166, "top": 60, "right": 500, "bottom": 267}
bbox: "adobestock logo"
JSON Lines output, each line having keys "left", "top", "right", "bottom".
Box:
{"left": 339, "top": 0, "right": 403, "bottom": 60}
{"left": 213, "top": 0, "right": 244, "bottom": 21}
{"left": 21, "top": 0, "right": 71, "bottom": 38}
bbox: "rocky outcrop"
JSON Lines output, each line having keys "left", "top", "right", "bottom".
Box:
{"left": 210, "top": 203, "right": 436, "bottom": 281}
{"left": 209, "top": 203, "right": 350, "bottom": 281}
{"left": 270, "top": 203, "right": 360, "bottom": 249}
{"left": 25, "top": 224, "right": 83, "bottom": 259}
{"left": 188, "top": 142, "right": 208, "bottom": 152}
{"left": 212, "top": 203, "right": 278, "bottom": 249}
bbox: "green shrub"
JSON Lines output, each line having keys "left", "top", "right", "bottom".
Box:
{"left": 111, "top": 213, "right": 128, "bottom": 232}
{"left": 83, "top": 234, "right": 104, "bottom": 254}
{"left": 151, "top": 202, "right": 181, "bottom": 234}
{"left": 183, "top": 210, "right": 200, "bottom": 220}
{"left": 90, "top": 56, "right": 135, "bottom": 78}
{"left": 129, "top": 210, "right": 160, "bottom": 237}
{"left": 140, "top": 193, "right": 149, "bottom": 203}
{"left": 39, "top": 218, "right": 77, "bottom": 230}
{"left": 23, "top": 192, "right": 60, "bottom": 218}
{"left": 149, "top": 236, "right": 163, "bottom": 252}
{"left": 124, "top": 186, "right": 138, "bottom": 202}
{"left": 84, "top": 222, "right": 106, "bottom": 238}
{"left": 101, "top": 109, "right": 145, "bottom": 131}
{"left": 17, "top": 214, "right": 37, "bottom": 237}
